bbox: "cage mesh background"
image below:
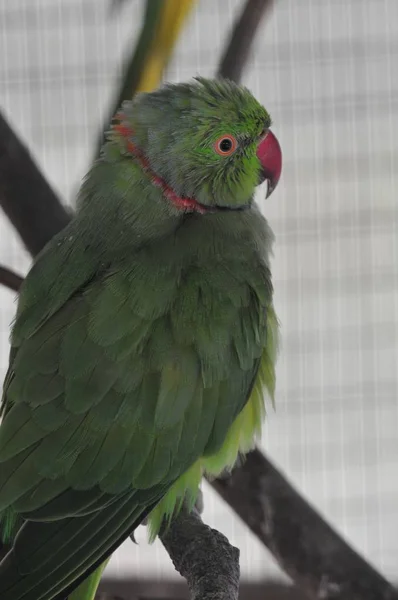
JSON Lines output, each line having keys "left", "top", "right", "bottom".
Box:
{"left": 0, "top": 0, "right": 397, "bottom": 584}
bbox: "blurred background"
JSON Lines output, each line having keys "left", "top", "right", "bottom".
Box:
{"left": 0, "top": 0, "right": 397, "bottom": 597}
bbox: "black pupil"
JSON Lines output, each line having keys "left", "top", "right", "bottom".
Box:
{"left": 219, "top": 138, "right": 233, "bottom": 152}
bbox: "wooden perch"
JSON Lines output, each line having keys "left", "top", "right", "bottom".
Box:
{"left": 160, "top": 505, "right": 240, "bottom": 600}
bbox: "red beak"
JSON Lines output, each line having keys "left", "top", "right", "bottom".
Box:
{"left": 256, "top": 129, "right": 282, "bottom": 198}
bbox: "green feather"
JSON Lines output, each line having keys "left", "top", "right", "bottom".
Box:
{"left": 0, "top": 446, "right": 41, "bottom": 510}
{"left": 14, "top": 478, "right": 69, "bottom": 514}
{"left": 23, "top": 373, "right": 64, "bottom": 407}
{"left": 68, "top": 561, "right": 109, "bottom": 600}
{"left": 0, "top": 403, "right": 43, "bottom": 460}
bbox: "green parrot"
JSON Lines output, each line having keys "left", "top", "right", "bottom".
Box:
{"left": 0, "top": 77, "right": 282, "bottom": 600}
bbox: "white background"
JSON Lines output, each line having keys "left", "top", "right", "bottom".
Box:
{"left": 0, "top": 0, "right": 397, "bottom": 584}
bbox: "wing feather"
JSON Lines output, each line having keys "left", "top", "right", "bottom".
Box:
{"left": 0, "top": 235, "right": 272, "bottom": 600}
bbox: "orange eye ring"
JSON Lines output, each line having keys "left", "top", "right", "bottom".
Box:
{"left": 214, "top": 134, "right": 238, "bottom": 156}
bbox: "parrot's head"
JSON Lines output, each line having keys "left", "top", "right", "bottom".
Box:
{"left": 112, "top": 77, "right": 282, "bottom": 213}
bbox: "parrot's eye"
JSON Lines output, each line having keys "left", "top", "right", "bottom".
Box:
{"left": 214, "top": 135, "right": 238, "bottom": 156}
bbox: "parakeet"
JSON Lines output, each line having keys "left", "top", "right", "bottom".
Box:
{"left": 0, "top": 77, "right": 282, "bottom": 600}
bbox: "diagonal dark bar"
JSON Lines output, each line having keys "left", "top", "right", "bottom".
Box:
{"left": 217, "top": 0, "right": 274, "bottom": 82}
{"left": 211, "top": 451, "right": 398, "bottom": 600}
{"left": 0, "top": 266, "right": 24, "bottom": 293}
{"left": 0, "top": 112, "right": 71, "bottom": 257}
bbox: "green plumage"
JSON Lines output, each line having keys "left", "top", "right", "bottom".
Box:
{"left": 0, "top": 77, "right": 279, "bottom": 600}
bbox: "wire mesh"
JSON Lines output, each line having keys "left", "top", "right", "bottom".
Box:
{"left": 0, "top": 0, "right": 397, "bottom": 584}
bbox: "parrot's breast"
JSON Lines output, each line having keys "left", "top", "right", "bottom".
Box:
{"left": 0, "top": 210, "right": 277, "bottom": 549}
{"left": 100, "top": 216, "right": 279, "bottom": 539}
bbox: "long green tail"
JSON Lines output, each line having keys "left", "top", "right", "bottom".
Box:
{"left": 69, "top": 560, "right": 109, "bottom": 600}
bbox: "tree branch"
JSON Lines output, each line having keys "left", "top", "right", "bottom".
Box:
{"left": 160, "top": 505, "right": 240, "bottom": 600}
{"left": 0, "top": 266, "right": 23, "bottom": 293}
{"left": 211, "top": 450, "right": 398, "bottom": 600}
{"left": 0, "top": 111, "right": 71, "bottom": 257}
{"left": 217, "top": 0, "right": 275, "bottom": 82}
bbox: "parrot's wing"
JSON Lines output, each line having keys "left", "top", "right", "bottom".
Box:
{"left": 0, "top": 490, "right": 160, "bottom": 600}
{"left": 11, "top": 220, "right": 107, "bottom": 348}
{"left": 0, "top": 290, "right": 189, "bottom": 599}
{"left": 1, "top": 220, "right": 109, "bottom": 421}
{"left": 0, "top": 260, "right": 261, "bottom": 600}
{"left": 67, "top": 561, "right": 108, "bottom": 600}
{"left": 0, "top": 348, "right": 17, "bottom": 419}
